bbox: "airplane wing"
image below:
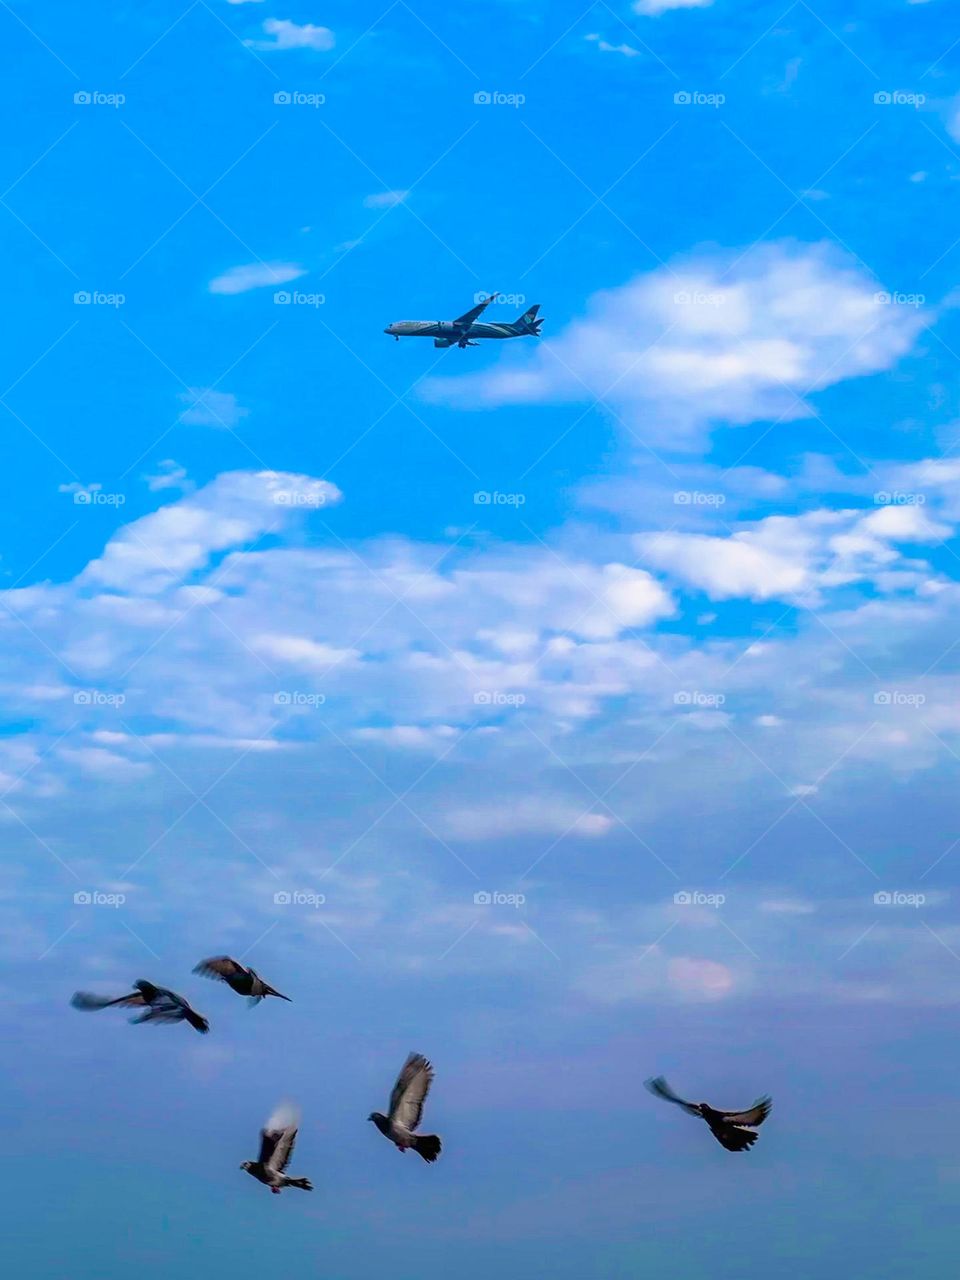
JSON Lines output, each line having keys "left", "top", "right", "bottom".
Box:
{"left": 453, "top": 293, "right": 498, "bottom": 328}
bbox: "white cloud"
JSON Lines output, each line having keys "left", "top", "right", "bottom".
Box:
{"left": 363, "top": 190, "right": 409, "bottom": 209}
{"left": 178, "top": 388, "right": 248, "bottom": 428}
{"left": 209, "top": 261, "right": 305, "bottom": 295}
{"left": 80, "top": 470, "right": 342, "bottom": 595}
{"left": 633, "top": 0, "right": 712, "bottom": 14}
{"left": 636, "top": 504, "right": 950, "bottom": 603}
{"left": 245, "top": 18, "right": 335, "bottom": 51}
{"left": 424, "top": 242, "right": 928, "bottom": 447}
{"left": 585, "top": 34, "right": 641, "bottom": 57}
{"left": 144, "top": 460, "right": 189, "bottom": 493}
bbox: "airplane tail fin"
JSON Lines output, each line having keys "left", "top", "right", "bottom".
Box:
{"left": 515, "top": 304, "right": 543, "bottom": 336}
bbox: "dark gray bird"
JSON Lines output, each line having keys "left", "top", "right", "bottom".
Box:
{"left": 241, "top": 1104, "right": 313, "bottom": 1194}
{"left": 193, "top": 956, "right": 291, "bottom": 1005}
{"left": 645, "top": 1076, "right": 771, "bottom": 1152}
{"left": 368, "top": 1052, "right": 442, "bottom": 1162}
{"left": 70, "top": 979, "right": 209, "bottom": 1033}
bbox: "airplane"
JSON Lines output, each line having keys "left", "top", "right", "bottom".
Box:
{"left": 384, "top": 293, "right": 543, "bottom": 348}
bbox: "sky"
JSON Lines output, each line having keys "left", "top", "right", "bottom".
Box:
{"left": 3, "top": 0, "right": 960, "bottom": 1276}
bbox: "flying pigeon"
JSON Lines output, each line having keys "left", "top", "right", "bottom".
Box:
{"left": 645, "top": 1076, "right": 771, "bottom": 1152}
{"left": 193, "top": 956, "right": 291, "bottom": 1005}
{"left": 368, "top": 1052, "right": 442, "bottom": 1162}
{"left": 70, "top": 979, "right": 209, "bottom": 1033}
{"left": 241, "top": 1104, "right": 313, "bottom": 1194}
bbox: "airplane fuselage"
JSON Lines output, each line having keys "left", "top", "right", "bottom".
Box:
{"left": 384, "top": 320, "right": 528, "bottom": 340}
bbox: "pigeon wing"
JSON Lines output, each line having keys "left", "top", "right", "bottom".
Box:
{"left": 715, "top": 1097, "right": 771, "bottom": 1127}
{"left": 645, "top": 1076, "right": 702, "bottom": 1117}
{"left": 71, "top": 991, "right": 144, "bottom": 1010}
{"left": 708, "top": 1120, "right": 761, "bottom": 1152}
{"left": 389, "top": 1053, "right": 434, "bottom": 1131}
{"left": 194, "top": 956, "right": 246, "bottom": 984}
{"left": 260, "top": 1105, "right": 300, "bottom": 1171}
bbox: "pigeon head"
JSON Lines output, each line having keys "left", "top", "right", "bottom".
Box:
{"left": 240, "top": 1161, "right": 254, "bottom": 1172}
{"left": 368, "top": 1111, "right": 389, "bottom": 1135}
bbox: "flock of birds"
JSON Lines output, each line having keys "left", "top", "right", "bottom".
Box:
{"left": 72, "top": 956, "right": 772, "bottom": 1194}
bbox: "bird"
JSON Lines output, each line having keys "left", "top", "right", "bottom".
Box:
{"left": 368, "top": 1052, "right": 442, "bottom": 1162}
{"left": 241, "top": 1104, "right": 313, "bottom": 1194}
{"left": 193, "top": 956, "right": 291, "bottom": 1005}
{"left": 70, "top": 979, "right": 209, "bottom": 1033}
{"left": 645, "top": 1076, "right": 771, "bottom": 1152}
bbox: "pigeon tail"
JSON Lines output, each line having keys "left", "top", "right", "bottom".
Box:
{"left": 184, "top": 1008, "right": 210, "bottom": 1034}
{"left": 286, "top": 1177, "right": 313, "bottom": 1191}
{"left": 413, "top": 1134, "right": 441, "bottom": 1163}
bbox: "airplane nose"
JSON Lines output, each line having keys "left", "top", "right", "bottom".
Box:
{"left": 383, "top": 326, "right": 391, "bottom": 334}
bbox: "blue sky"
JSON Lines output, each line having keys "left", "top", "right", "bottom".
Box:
{"left": 4, "top": 0, "right": 960, "bottom": 1275}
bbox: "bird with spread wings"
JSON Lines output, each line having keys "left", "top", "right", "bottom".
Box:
{"left": 645, "top": 1076, "right": 771, "bottom": 1152}
{"left": 368, "top": 1052, "right": 442, "bottom": 1162}
{"left": 193, "top": 956, "right": 291, "bottom": 1005}
{"left": 241, "top": 1104, "right": 313, "bottom": 1194}
{"left": 70, "top": 980, "right": 209, "bottom": 1033}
